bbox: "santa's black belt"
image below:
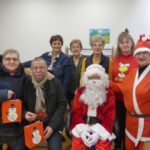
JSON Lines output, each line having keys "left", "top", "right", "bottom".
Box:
{"left": 83, "top": 116, "right": 102, "bottom": 125}
{"left": 128, "top": 112, "right": 150, "bottom": 118}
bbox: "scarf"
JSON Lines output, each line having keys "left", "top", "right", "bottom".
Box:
{"left": 31, "top": 74, "right": 48, "bottom": 113}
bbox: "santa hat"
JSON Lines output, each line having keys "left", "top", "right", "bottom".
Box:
{"left": 82, "top": 64, "right": 109, "bottom": 86}
{"left": 134, "top": 34, "right": 150, "bottom": 56}
{"left": 85, "top": 64, "right": 106, "bottom": 77}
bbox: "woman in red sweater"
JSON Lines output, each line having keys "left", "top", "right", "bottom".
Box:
{"left": 112, "top": 29, "right": 138, "bottom": 150}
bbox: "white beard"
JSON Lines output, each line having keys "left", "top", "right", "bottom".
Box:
{"left": 80, "top": 79, "right": 107, "bottom": 109}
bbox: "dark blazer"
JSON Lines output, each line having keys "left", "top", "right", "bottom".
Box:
{"left": 86, "top": 53, "right": 110, "bottom": 73}
{"left": 69, "top": 55, "right": 86, "bottom": 95}
{"left": 22, "top": 77, "right": 67, "bottom": 131}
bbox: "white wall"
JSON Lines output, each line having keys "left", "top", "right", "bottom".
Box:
{"left": 0, "top": 0, "right": 150, "bottom": 61}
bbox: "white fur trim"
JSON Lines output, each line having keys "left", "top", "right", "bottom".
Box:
{"left": 134, "top": 47, "right": 150, "bottom": 56}
{"left": 86, "top": 68, "right": 103, "bottom": 77}
{"left": 87, "top": 106, "right": 97, "bottom": 117}
{"left": 86, "top": 64, "right": 105, "bottom": 73}
{"left": 91, "top": 123, "right": 111, "bottom": 141}
{"left": 126, "top": 129, "right": 150, "bottom": 145}
{"left": 72, "top": 124, "right": 90, "bottom": 137}
{"left": 142, "top": 37, "right": 147, "bottom": 41}
{"left": 85, "top": 64, "right": 106, "bottom": 79}
{"left": 129, "top": 64, "right": 150, "bottom": 145}
{"left": 125, "top": 129, "right": 136, "bottom": 144}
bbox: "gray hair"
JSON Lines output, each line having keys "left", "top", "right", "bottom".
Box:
{"left": 2, "top": 49, "right": 20, "bottom": 59}
{"left": 31, "top": 57, "right": 48, "bottom": 68}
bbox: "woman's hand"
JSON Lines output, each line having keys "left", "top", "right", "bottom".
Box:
{"left": 7, "top": 90, "right": 14, "bottom": 99}
{"left": 47, "top": 72, "right": 55, "bottom": 80}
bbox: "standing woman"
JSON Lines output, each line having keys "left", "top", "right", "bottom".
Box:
{"left": 111, "top": 34, "right": 150, "bottom": 150}
{"left": 80, "top": 36, "right": 112, "bottom": 84}
{"left": 0, "top": 49, "right": 25, "bottom": 150}
{"left": 68, "top": 39, "right": 86, "bottom": 105}
{"left": 112, "top": 29, "right": 138, "bottom": 150}
{"left": 23, "top": 35, "right": 72, "bottom": 96}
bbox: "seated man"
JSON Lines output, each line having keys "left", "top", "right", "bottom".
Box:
{"left": 70, "top": 64, "right": 115, "bottom": 150}
{"left": 16, "top": 57, "right": 67, "bottom": 150}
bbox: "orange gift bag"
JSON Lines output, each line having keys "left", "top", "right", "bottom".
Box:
{"left": 2, "top": 99, "right": 22, "bottom": 123}
{"left": 24, "top": 121, "right": 45, "bottom": 149}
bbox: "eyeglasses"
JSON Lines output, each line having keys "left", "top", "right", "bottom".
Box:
{"left": 92, "top": 43, "right": 104, "bottom": 47}
{"left": 32, "top": 66, "right": 46, "bottom": 71}
{"left": 3, "top": 57, "right": 19, "bottom": 62}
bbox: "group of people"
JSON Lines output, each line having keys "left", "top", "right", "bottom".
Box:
{"left": 0, "top": 30, "right": 150, "bottom": 150}
{"left": 0, "top": 49, "right": 67, "bottom": 150}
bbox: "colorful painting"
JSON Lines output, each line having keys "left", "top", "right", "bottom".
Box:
{"left": 89, "top": 28, "right": 110, "bottom": 43}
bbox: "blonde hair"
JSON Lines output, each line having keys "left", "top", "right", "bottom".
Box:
{"left": 90, "top": 36, "right": 105, "bottom": 46}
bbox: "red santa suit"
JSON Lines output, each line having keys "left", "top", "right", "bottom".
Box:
{"left": 111, "top": 65, "right": 150, "bottom": 149}
{"left": 70, "top": 85, "right": 115, "bottom": 150}
{"left": 111, "top": 34, "right": 150, "bottom": 150}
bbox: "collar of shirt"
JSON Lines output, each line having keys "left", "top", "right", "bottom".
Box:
{"left": 48, "top": 51, "right": 60, "bottom": 70}
{"left": 48, "top": 51, "right": 60, "bottom": 59}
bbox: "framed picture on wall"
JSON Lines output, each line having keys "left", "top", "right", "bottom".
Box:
{"left": 89, "top": 28, "right": 110, "bottom": 43}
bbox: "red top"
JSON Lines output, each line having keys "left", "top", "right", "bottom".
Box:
{"left": 112, "top": 54, "right": 138, "bottom": 101}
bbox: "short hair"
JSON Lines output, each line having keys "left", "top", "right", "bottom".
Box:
{"left": 31, "top": 57, "right": 48, "bottom": 68}
{"left": 49, "top": 35, "right": 63, "bottom": 46}
{"left": 115, "top": 28, "right": 135, "bottom": 56}
{"left": 2, "top": 49, "right": 20, "bottom": 59}
{"left": 90, "top": 36, "right": 105, "bottom": 46}
{"left": 70, "top": 39, "right": 83, "bottom": 50}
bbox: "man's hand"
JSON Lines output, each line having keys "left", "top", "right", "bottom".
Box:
{"left": 44, "top": 126, "right": 53, "bottom": 139}
{"left": 25, "top": 111, "right": 37, "bottom": 122}
{"left": 7, "top": 90, "right": 14, "bottom": 99}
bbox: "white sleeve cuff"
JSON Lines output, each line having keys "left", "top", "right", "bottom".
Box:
{"left": 72, "top": 123, "right": 90, "bottom": 138}
{"left": 91, "top": 123, "right": 111, "bottom": 141}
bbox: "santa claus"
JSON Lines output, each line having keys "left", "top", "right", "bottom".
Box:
{"left": 70, "top": 64, "right": 116, "bottom": 150}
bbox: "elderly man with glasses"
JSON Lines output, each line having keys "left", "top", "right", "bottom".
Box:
{"left": 16, "top": 57, "right": 67, "bottom": 150}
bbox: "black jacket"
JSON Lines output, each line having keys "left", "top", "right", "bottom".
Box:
{"left": 86, "top": 53, "right": 110, "bottom": 73}
{"left": 0, "top": 64, "right": 26, "bottom": 143}
{"left": 0, "top": 64, "right": 25, "bottom": 102}
{"left": 22, "top": 77, "right": 67, "bottom": 131}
